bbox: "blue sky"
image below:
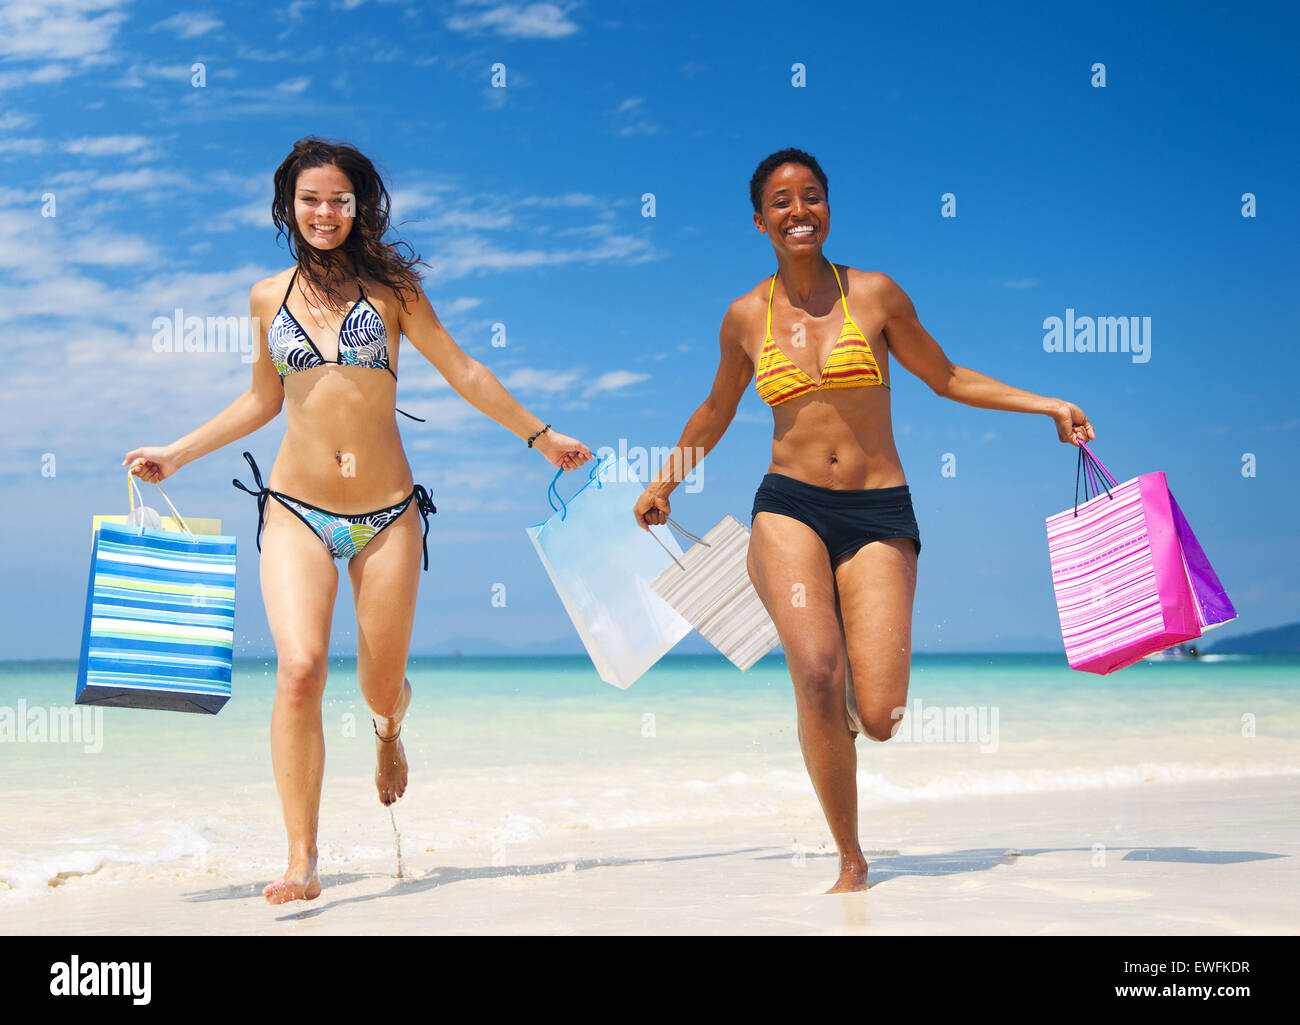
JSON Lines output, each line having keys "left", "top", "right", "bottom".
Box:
{"left": 1, "top": 0, "right": 1296, "bottom": 659}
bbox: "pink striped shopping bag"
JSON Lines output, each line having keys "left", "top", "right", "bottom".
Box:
{"left": 1045, "top": 442, "right": 1236, "bottom": 674}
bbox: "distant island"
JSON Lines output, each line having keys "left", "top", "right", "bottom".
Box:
{"left": 1205, "top": 621, "right": 1300, "bottom": 654}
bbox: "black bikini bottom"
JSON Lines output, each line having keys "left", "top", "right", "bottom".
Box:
{"left": 751, "top": 472, "right": 921, "bottom": 564}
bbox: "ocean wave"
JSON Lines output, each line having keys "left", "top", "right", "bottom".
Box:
{"left": 853, "top": 762, "right": 1300, "bottom": 804}
{"left": 0, "top": 820, "right": 215, "bottom": 897}
{"left": 3, "top": 761, "right": 1296, "bottom": 899}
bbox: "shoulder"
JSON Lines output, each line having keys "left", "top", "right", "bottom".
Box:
{"left": 720, "top": 277, "right": 773, "bottom": 335}
{"left": 362, "top": 271, "right": 428, "bottom": 315}
{"left": 839, "top": 265, "right": 899, "bottom": 296}
{"left": 840, "top": 266, "right": 912, "bottom": 315}
{"left": 250, "top": 268, "right": 294, "bottom": 308}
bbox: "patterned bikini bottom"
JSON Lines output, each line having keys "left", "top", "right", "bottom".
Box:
{"left": 232, "top": 451, "right": 437, "bottom": 568}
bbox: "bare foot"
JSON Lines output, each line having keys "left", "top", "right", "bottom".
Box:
{"left": 263, "top": 850, "right": 321, "bottom": 904}
{"left": 825, "top": 856, "right": 869, "bottom": 894}
{"left": 373, "top": 678, "right": 411, "bottom": 807}
{"left": 374, "top": 727, "right": 408, "bottom": 806}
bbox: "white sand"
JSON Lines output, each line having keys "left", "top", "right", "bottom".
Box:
{"left": 5, "top": 775, "right": 1296, "bottom": 935}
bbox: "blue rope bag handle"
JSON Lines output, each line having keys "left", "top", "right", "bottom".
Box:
{"left": 546, "top": 458, "right": 608, "bottom": 522}
{"left": 544, "top": 456, "right": 711, "bottom": 569}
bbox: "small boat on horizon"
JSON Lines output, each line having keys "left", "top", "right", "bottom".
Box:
{"left": 1142, "top": 642, "right": 1202, "bottom": 661}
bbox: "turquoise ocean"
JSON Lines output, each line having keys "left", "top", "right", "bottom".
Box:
{"left": 1, "top": 653, "right": 1297, "bottom": 900}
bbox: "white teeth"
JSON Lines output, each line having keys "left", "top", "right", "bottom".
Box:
{"left": 787, "top": 226, "right": 814, "bottom": 235}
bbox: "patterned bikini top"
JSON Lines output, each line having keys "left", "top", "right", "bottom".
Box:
{"left": 268, "top": 268, "right": 391, "bottom": 377}
{"left": 267, "top": 268, "right": 424, "bottom": 421}
{"left": 754, "top": 261, "right": 889, "bottom": 408}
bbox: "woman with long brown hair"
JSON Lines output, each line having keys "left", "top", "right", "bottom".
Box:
{"left": 123, "top": 138, "right": 592, "bottom": 903}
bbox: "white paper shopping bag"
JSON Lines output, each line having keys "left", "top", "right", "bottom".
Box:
{"left": 650, "top": 515, "right": 780, "bottom": 671}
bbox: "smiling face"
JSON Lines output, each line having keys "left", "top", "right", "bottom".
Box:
{"left": 753, "top": 161, "right": 829, "bottom": 254}
{"left": 293, "top": 163, "right": 356, "bottom": 251}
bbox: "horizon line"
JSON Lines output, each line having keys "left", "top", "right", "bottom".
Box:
{"left": 9, "top": 650, "right": 1294, "bottom": 665}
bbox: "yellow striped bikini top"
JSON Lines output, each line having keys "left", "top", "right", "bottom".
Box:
{"left": 755, "top": 261, "right": 888, "bottom": 407}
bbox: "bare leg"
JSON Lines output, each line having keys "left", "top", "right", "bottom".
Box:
{"left": 258, "top": 498, "right": 340, "bottom": 903}
{"left": 830, "top": 537, "right": 919, "bottom": 891}
{"left": 748, "top": 512, "right": 862, "bottom": 893}
{"left": 835, "top": 538, "right": 918, "bottom": 741}
{"left": 347, "top": 499, "right": 422, "bottom": 807}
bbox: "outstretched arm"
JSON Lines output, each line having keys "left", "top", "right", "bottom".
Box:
{"left": 400, "top": 286, "right": 592, "bottom": 470}
{"left": 635, "top": 301, "right": 755, "bottom": 529}
{"left": 877, "top": 273, "right": 1094, "bottom": 445}
{"left": 123, "top": 280, "right": 286, "bottom": 483}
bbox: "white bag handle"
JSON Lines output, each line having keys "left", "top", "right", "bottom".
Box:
{"left": 127, "top": 469, "right": 195, "bottom": 541}
{"left": 647, "top": 515, "right": 711, "bottom": 571}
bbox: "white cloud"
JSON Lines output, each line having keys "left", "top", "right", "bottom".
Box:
{"left": 435, "top": 297, "right": 483, "bottom": 316}
{"left": 388, "top": 183, "right": 455, "bottom": 222}
{"left": 0, "top": 259, "right": 282, "bottom": 482}
{"left": 517, "top": 193, "right": 600, "bottom": 209}
{"left": 115, "top": 60, "right": 210, "bottom": 88}
{"left": 499, "top": 366, "right": 582, "bottom": 394}
{"left": 590, "top": 370, "right": 649, "bottom": 393}
{"left": 66, "top": 235, "right": 159, "bottom": 267}
{"left": 214, "top": 197, "right": 274, "bottom": 230}
{"left": 441, "top": 208, "right": 515, "bottom": 230}
{"left": 0, "top": 159, "right": 661, "bottom": 484}
{"left": 152, "top": 12, "right": 223, "bottom": 38}
{"left": 420, "top": 228, "right": 655, "bottom": 281}
{"left": 0, "top": 109, "right": 36, "bottom": 131}
{"left": 45, "top": 166, "right": 194, "bottom": 201}
{"left": 390, "top": 394, "right": 490, "bottom": 433}
{"left": 0, "top": 0, "right": 129, "bottom": 63}
{"left": 230, "top": 43, "right": 327, "bottom": 64}
{"left": 1002, "top": 278, "right": 1038, "bottom": 289}
{"left": 0, "top": 136, "right": 45, "bottom": 155}
{"left": 62, "top": 135, "right": 156, "bottom": 157}
{"left": 614, "top": 97, "right": 659, "bottom": 137}
{"left": 0, "top": 0, "right": 130, "bottom": 99}
{"left": 0, "top": 63, "right": 75, "bottom": 91}
{"left": 1253, "top": 416, "right": 1300, "bottom": 431}
{"left": 277, "top": 76, "right": 312, "bottom": 96}
{"left": 447, "top": 2, "right": 580, "bottom": 39}
{"left": 389, "top": 181, "right": 647, "bottom": 279}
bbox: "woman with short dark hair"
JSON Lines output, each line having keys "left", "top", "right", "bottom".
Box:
{"left": 635, "top": 148, "right": 1093, "bottom": 892}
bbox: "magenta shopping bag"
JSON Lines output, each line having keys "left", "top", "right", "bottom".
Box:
{"left": 1044, "top": 442, "right": 1236, "bottom": 674}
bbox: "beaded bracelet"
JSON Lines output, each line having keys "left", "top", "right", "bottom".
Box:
{"left": 527, "top": 424, "right": 551, "bottom": 448}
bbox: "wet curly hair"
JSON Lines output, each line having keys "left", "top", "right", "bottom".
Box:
{"left": 748, "top": 148, "right": 829, "bottom": 213}
{"left": 271, "top": 137, "right": 427, "bottom": 310}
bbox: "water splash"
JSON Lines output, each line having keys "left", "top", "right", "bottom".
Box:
{"left": 389, "top": 807, "right": 405, "bottom": 880}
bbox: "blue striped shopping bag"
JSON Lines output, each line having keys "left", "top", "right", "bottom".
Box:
{"left": 76, "top": 472, "right": 237, "bottom": 713}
